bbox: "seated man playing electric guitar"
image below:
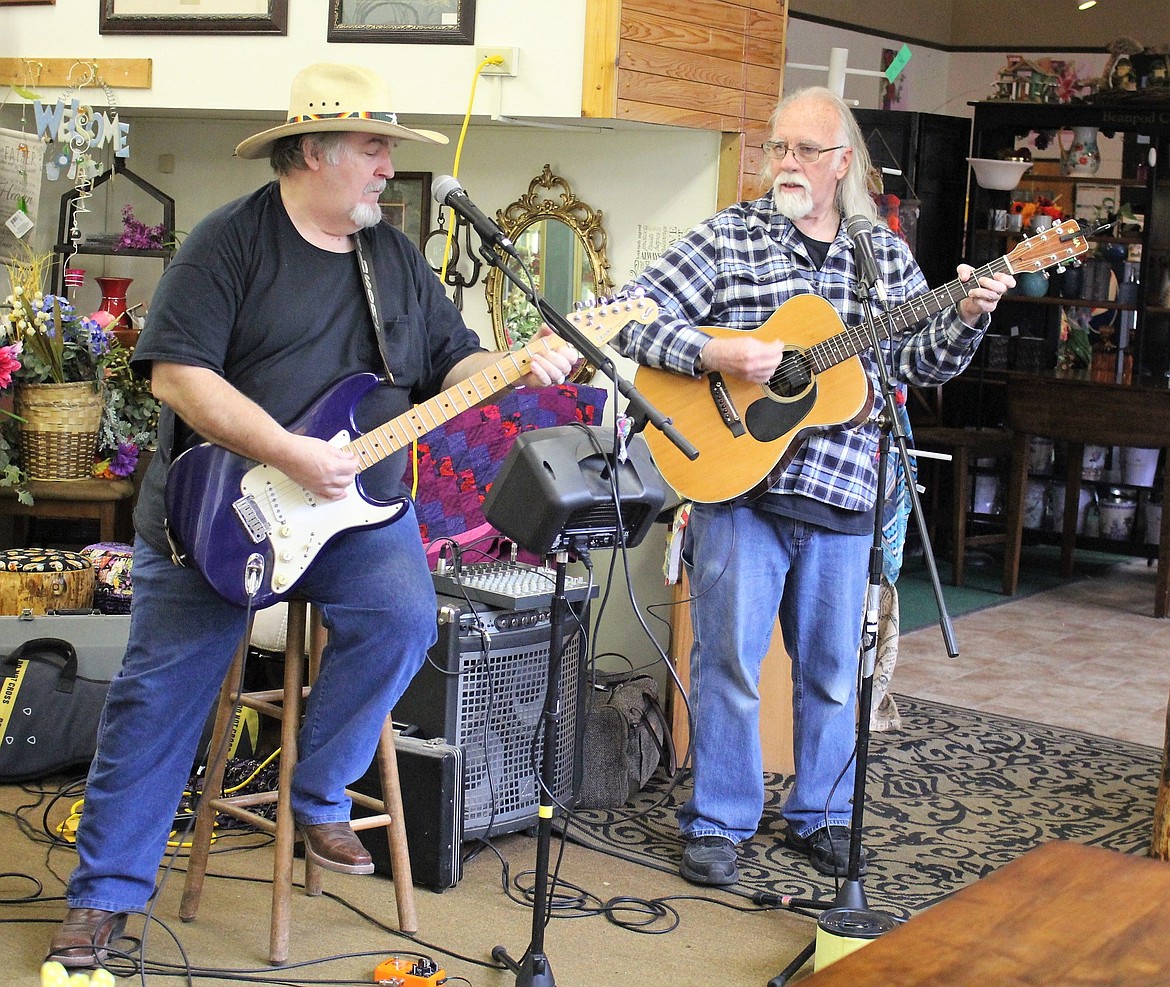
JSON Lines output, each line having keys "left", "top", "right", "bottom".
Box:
{"left": 46, "top": 62, "right": 579, "bottom": 968}
{"left": 616, "top": 86, "right": 1015, "bottom": 886}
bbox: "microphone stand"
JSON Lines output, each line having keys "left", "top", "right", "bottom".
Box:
{"left": 767, "top": 284, "right": 958, "bottom": 986}
{"left": 475, "top": 240, "right": 693, "bottom": 987}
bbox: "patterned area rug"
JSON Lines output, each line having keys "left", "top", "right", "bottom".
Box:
{"left": 567, "top": 695, "right": 1161, "bottom": 920}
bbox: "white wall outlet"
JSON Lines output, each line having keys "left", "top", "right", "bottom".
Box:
{"left": 477, "top": 46, "right": 520, "bottom": 77}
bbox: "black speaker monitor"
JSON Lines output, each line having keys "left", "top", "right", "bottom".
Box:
{"left": 482, "top": 425, "right": 667, "bottom": 556}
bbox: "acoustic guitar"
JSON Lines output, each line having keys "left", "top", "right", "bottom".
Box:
{"left": 635, "top": 219, "right": 1089, "bottom": 504}
{"left": 164, "top": 293, "right": 658, "bottom": 609}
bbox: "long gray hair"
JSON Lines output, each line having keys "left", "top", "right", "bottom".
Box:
{"left": 761, "top": 86, "right": 880, "bottom": 226}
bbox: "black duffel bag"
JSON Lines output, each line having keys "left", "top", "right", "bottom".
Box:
{"left": 577, "top": 671, "right": 677, "bottom": 809}
{"left": 0, "top": 637, "right": 110, "bottom": 781}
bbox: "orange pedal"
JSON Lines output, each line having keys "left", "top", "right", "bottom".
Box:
{"left": 373, "top": 956, "right": 445, "bottom": 987}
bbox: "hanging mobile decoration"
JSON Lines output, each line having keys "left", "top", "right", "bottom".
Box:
{"left": 423, "top": 209, "right": 481, "bottom": 311}
{"left": 53, "top": 63, "right": 122, "bottom": 271}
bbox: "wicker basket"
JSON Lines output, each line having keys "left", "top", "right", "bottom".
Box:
{"left": 13, "top": 381, "right": 105, "bottom": 481}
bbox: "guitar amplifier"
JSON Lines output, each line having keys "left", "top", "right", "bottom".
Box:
{"left": 352, "top": 734, "right": 463, "bottom": 892}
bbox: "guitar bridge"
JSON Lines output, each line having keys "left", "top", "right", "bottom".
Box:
{"left": 232, "top": 494, "right": 270, "bottom": 544}
{"left": 708, "top": 372, "right": 746, "bottom": 437}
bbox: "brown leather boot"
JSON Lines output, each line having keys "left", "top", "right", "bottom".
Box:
{"left": 45, "top": 907, "right": 127, "bottom": 968}
{"left": 300, "top": 821, "right": 374, "bottom": 874}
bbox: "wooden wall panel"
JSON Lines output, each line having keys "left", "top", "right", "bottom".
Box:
{"left": 620, "top": 11, "right": 746, "bottom": 64}
{"left": 583, "top": 0, "right": 787, "bottom": 200}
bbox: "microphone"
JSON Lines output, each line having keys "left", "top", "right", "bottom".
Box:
{"left": 431, "top": 175, "right": 519, "bottom": 259}
{"left": 845, "top": 214, "right": 887, "bottom": 305}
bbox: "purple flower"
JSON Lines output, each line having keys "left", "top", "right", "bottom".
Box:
{"left": 108, "top": 442, "right": 139, "bottom": 477}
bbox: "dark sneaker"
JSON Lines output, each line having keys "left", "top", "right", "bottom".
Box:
{"left": 784, "top": 825, "right": 868, "bottom": 877}
{"left": 680, "top": 835, "right": 739, "bottom": 886}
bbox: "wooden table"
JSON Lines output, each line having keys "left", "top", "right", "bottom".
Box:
{"left": 0, "top": 478, "right": 135, "bottom": 545}
{"left": 1001, "top": 372, "right": 1170, "bottom": 618}
{"left": 797, "top": 841, "right": 1170, "bottom": 986}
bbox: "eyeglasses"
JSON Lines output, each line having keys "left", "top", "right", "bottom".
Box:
{"left": 762, "top": 140, "right": 845, "bottom": 163}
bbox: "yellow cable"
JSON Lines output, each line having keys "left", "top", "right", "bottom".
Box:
{"left": 223, "top": 747, "right": 281, "bottom": 794}
{"left": 439, "top": 55, "right": 504, "bottom": 284}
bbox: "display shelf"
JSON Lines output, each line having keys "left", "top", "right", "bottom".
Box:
{"left": 963, "top": 100, "right": 1170, "bottom": 385}
{"left": 51, "top": 158, "right": 175, "bottom": 298}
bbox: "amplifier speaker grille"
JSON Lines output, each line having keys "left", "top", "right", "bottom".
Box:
{"left": 394, "top": 600, "right": 585, "bottom": 840}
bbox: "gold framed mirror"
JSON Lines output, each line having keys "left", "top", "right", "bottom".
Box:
{"left": 485, "top": 165, "right": 613, "bottom": 380}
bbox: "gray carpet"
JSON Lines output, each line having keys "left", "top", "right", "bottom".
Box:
{"left": 566, "top": 695, "right": 1161, "bottom": 921}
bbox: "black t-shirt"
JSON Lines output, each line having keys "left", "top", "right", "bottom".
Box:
{"left": 131, "top": 181, "right": 485, "bottom": 554}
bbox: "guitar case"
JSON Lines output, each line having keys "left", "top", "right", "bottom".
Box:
{"left": 0, "top": 637, "right": 110, "bottom": 781}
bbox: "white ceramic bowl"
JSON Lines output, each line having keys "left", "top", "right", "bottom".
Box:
{"left": 967, "top": 157, "right": 1032, "bottom": 191}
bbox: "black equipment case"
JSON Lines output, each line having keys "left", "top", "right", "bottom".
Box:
{"left": 353, "top": 733, "right": 464, "bottom": 892}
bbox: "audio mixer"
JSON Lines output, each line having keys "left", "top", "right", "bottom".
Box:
{"left": 431, "top": 560, "right": 596, "bottom": 610}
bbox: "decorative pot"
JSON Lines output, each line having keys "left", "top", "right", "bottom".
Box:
{"left": 13, "top": 381, "right": 105, "bottom": 481}
{"left": 1060, "top": 126, "right": 1101, "bottom": 177}
{"left": 95, "top": 276, "right": 134, "bottom": 332}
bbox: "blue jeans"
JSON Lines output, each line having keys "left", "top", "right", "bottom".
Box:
{"left": 678, "top": 502, "right": 868, "bottom": 843}
{"left": 67, "top": 508, "right": 437, "bottom": 913}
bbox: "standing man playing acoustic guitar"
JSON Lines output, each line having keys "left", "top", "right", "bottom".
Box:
{"left": 46, "top": 62, "right": 578, "bottom": 968}
{"left": 617, "top": 86, "right": 1013, "bottom": 885}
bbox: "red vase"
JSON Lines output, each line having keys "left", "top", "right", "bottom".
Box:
{"left": 95, "top": 276, "right": 134, "bottom": 330}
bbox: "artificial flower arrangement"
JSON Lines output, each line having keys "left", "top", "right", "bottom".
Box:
{"left": 1009, "top": 195, "right": 1064, "bottom": 231}
{"left": 116, "top": 204, "right": 168, "bottom": 251}
{"left": 1, "top": 247, "right": 160, "bottom": 496}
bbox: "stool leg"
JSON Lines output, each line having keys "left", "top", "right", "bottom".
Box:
{"left": 303, "top": 606, "right": 326, "bottom": 900}
{"left": 180, "top": 629, "right": 251, "bottom": 922}
{"left": 376, "top": 717, "right": 418, "bottom": 934}
{"left": 270, "top": 598, "right": 307, "bottom": 966}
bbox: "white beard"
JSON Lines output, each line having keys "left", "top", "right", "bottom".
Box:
{"left": 351, "top": 201, "right": 383, "bottom": 228}
{"left": 771, "top": 171, "right": 814, "bottom": 221}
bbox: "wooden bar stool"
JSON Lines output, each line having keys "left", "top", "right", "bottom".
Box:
{"left": 179, "top": 597, "right": 417, "bottom": 964}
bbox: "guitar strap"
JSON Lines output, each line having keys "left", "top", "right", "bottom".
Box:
{"left": 353, "top": 230, "right": 396, "bottom": 386}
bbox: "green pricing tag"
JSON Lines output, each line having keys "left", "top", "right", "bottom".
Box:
{"left": 884, "top": 44, "right": 912, "bottom": 83}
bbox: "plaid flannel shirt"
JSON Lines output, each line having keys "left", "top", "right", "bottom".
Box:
{"left": 618, "top": 194, "right": 989, "bottom": 512}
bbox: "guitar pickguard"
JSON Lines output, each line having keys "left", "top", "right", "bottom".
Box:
{"left": 744, "top": 385, "right": 819, "bottom": 442}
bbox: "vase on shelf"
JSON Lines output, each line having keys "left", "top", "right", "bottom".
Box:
{"left": 1060, "top": 126, "right": 1101, "bottom": 178}
{"left": 13, "top": 381, "right": 105, "bottom": 481}
{"left": 94, "top": 276, "right": 138, "bottom": 349}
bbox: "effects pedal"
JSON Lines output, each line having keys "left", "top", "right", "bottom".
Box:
{"left": 372, "top": 956, "right": 445, "bottom": 987}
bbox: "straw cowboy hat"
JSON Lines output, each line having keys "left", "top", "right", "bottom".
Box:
{"left": 235, "top": 62, "right": 447, "bottom": 159}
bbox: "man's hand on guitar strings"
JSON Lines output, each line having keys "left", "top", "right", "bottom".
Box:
{"left": 283, "top": 434, "right": 360, "bottom": 502}
{"left": 697, "top": 335, "right": 786, "bottom": 385}
{"left": 956, "top": 265, "right": 1014, "bottom": 326}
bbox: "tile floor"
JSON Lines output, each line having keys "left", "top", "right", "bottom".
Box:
{"left": 893, "top": 557, "right": 1170, "bottom": 749}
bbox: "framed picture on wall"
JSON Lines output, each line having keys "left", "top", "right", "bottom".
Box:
{"left": 99, "top": 0, "right": 288, "bottom": 35}
{"left": 327, "top": 0, "right": 476, "bottom": 45}
{"left": 379, "top": 172, "right": 431, "bottom": 251}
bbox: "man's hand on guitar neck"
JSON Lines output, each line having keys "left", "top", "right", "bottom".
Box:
{"left": 956, "top": 264, "right": 1014, "bottom": 327}
{"left": 696, "top": 335, "right": 786, "bottom": 385}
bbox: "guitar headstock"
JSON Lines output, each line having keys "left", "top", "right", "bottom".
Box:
{"left": 1006, "top": 219, "right": 1091, "bottom": 275}
{"left": 564, "top": 289, "right": 660, "bottom": 345}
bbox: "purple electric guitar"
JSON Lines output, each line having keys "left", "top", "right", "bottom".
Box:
{"left": 164, "top": 294, "right": 657, "bottom": 609}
